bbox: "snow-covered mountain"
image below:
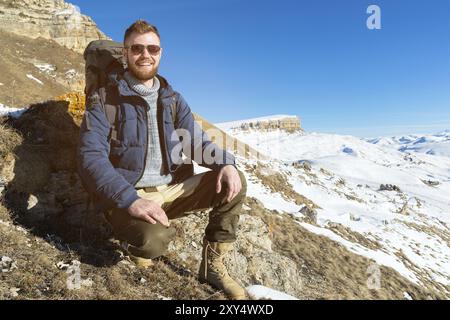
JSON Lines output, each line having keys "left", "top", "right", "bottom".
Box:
{"left": 366, "top": 131, "right": 450, "bottom": 157}
{"left": 217, "top": 116, "right": 450, "bottom": 296}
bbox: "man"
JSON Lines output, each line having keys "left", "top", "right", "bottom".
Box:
{"left": 77, "top": 20, "right": 247, "bottom": 300}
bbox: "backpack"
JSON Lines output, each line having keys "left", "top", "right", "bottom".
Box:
{"left": 83, "top": 39, "right": 177, "bottom": 141}
{"left": 84, "top": 40, "right": 124, "bottom": 141}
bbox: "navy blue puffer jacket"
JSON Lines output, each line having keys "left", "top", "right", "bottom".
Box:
{"left": 77, "top": 72, "right": 235, "bottom": 212}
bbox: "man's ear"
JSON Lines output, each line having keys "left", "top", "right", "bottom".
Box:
{"left": 122, "top": 48, "right": 128, "bottom": 67}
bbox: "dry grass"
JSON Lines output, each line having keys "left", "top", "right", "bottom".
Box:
{"left": 0, "top": 29, "right": 84, "bottom": 107}
{"left": 245, "top": 197, "right": 444, "bottom": 300}
{"left": 0, "top": 202, "right": 223, "bottom": 300}
{"left": 327, "top": 222, "right": 382, "bottom": 251}
{"left": 400, "top": 221, "right": 450, "bottom": 248}
{"left": 249, "top": 163, "right": 320, "bottom": 209}
{"left": 0, "top": 120, "right": 22, "bottom": 172}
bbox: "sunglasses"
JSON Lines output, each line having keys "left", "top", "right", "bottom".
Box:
{"left": 125, "top": 44, "right": 161, "bottom": 55}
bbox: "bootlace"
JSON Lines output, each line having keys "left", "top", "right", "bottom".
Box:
{"left": 204, "top": 242, "right": 228, "bottom": 279}
{"left": 203, "top": 241, "right": 210, "bottom": 279}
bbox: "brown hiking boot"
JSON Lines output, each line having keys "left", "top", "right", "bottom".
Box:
{"left": 129, "top": 255, "right": 154, "bottom": 268}
{"left": 199, "top": 238, "right": 247, "bottom": 300}
{"left": 120, "top": 241, "right": 154, "bottom": 268}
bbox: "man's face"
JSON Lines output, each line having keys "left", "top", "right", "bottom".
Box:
{"left": 123, "top": 31, "right": 162, "bottom": 81}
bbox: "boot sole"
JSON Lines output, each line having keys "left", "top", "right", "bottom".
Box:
{"left": 130, "top": 255, "right": 154, "bottom": 268}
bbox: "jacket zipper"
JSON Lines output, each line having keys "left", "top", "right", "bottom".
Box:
{"left": 133, "top": 96, "right": 149, "bottom": 186}
{"left": 158, "top": 95, "right": 171, "bottom": 176}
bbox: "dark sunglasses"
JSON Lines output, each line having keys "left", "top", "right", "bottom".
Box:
{"left": 125, "top": 44, "right": 161, "bottom": 55}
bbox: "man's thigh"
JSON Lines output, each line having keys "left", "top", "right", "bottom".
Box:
{"left": 163, "top": 170, "right": 230, "bottom": 219}
{"left": 104, "top": 207, "right": 176, "bottom": 258}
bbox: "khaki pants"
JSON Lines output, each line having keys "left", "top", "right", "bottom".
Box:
{"left": 105, "top": 170, "right": 247, "bottom": 259}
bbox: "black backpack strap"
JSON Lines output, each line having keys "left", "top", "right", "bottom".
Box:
{"left": 98, "top": 86, "right": 119, "bottom": 141}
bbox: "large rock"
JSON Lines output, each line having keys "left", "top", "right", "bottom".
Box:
{"left": 0, "top": 0, "right": 109, "bottom": 53}
{"left": 224, "top": 116, "right": 302, "bottom": 133}
{"left": 168, "top": 212, "right": 303, "bottom": 299}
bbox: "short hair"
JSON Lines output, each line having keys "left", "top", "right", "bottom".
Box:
{"left": 124, "top": 19, "right": 160, "bottom": 44}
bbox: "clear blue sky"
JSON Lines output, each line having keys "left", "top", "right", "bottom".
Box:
{"left": 69, "top": 0, "right": 450, "bottom": 138}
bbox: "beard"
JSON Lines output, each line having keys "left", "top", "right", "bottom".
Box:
{"left": 127, "top": 57, "right": 159, "bottom": 81}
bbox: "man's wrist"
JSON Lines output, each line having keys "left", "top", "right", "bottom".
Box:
{"left": 124, "top": 194, "right": 140, "bottom": 211}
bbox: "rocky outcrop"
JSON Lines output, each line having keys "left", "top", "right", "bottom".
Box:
{"left": 0, "top": 0, "right": 109, "bottom": 53}
{"left": 236, "top": 117, "right": 302, "bottom": 133}
{"left": 169, "top": 211, "right": 305, "bottom": 298}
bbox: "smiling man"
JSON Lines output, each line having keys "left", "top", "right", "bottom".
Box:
{"left": 77, "top": 20, "right": 247, "bottom": 300}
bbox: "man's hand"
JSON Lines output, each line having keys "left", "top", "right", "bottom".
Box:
{"left": 127, "top": 198, "right": 170, "bottom": 227}
{"left": 216, "top": 165, "right": 242, "bottom": 203}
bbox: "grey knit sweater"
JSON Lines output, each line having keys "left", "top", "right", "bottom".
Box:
{"left": 124, "top": 71, "right": 173, "bottom": 187}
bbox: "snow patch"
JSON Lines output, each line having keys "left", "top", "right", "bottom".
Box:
{"left": 53, "top": 4, "right": 82, "bottom": 17}
{"left": 65, "top": 69, "right": 77, "bottom": 79}
{"left": 34, "top": 63, "right": 56, "bottom": 73}
{"left": 0, "top": 103, "right": 26, "bottom": 118}
{"left": 299, "top": 222, "right": 420, "bottom": 284}
{"left": 52, "top": 4, "right": 83, "bottom": 31}
{"left": 403, "top": 292, "right": 413, "bottom": 300}
{"left": 229, "top": 127, "right": 450, "bottom": 292}
{"left": 246, "top": 285, "right": 299, "bottom": 300}
{"left": 26, "top": 74, "right": 44, "bottom": 85}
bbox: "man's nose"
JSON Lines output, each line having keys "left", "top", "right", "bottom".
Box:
{"left": 142, "top": 48, "right": 151, "bottom": 58}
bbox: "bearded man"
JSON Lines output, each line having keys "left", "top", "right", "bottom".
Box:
{"left": 77, "top": 20, "right": 247, "bottom": 300}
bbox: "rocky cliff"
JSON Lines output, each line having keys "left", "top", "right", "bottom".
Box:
{"left": 219, "top": 116, "right": 302, "bottom": 134}
{"left": 0, "top": 0, "right": 109, "bottom": 53}
{"left": 244, "top": 117, "right": 301, "bottom": 133}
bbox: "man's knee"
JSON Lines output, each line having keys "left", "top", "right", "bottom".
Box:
{"left": 128, "top": 223, "right": 176, "bottom": 259}
{"left": 216, "top": 169, "right": 247, "bottom": 209}
{"left": 237, "top": 170, "right": 247, "bottom": 198}
{"left": 227, "top": 169, "right": 247, "bottom": 204}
